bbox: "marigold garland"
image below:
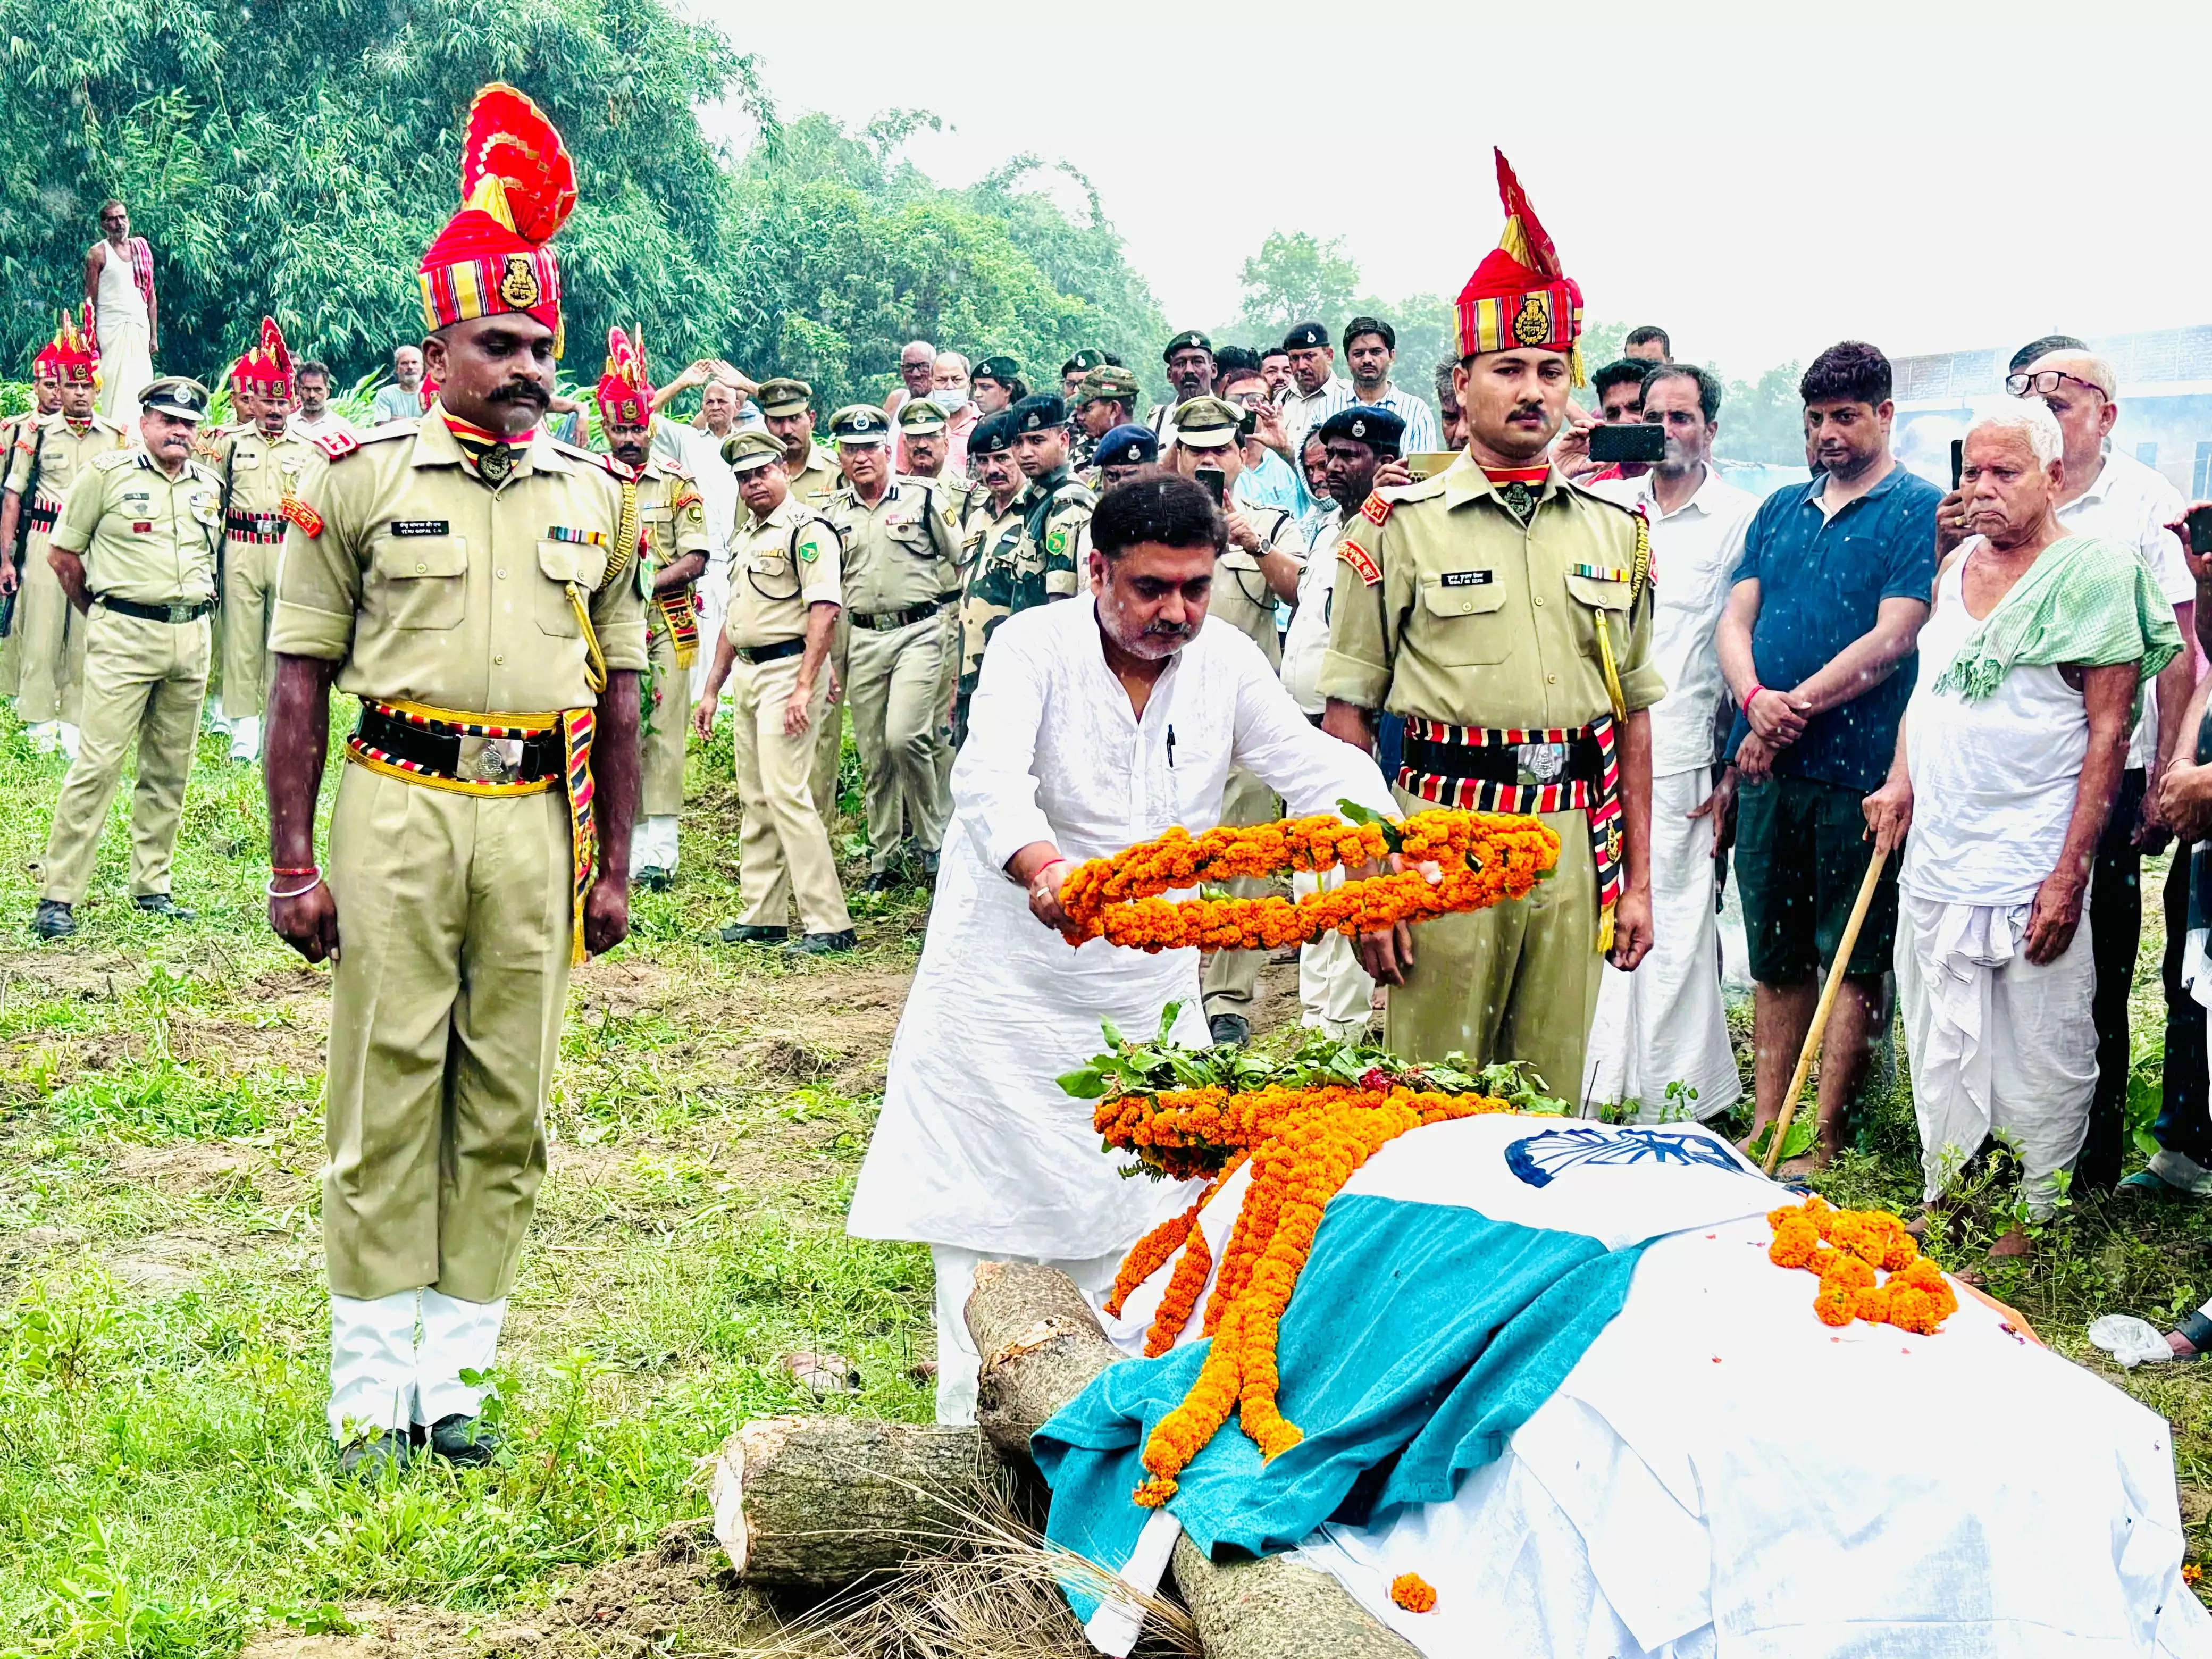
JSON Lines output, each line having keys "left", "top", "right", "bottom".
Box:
{"left": 1767, "top": 1196, "right": 1958, "bottom": 1336}
{"left": 1057, "top": 810, "right": 1560, "bottom": 954}
{"left": 1391, "top": 1573, "right": 1439, "bottom": 1613}
{"left": 1094, "top": 1080, "right": 1525, "bottom": 1507}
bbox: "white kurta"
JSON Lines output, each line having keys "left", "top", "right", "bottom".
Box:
{"left": 847, "top": 594, "right": 1396, "bottom": 1261}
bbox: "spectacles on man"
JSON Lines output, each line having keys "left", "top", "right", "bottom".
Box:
{"left": 2005, "top": 368, "right": 2109, "bottom": 400}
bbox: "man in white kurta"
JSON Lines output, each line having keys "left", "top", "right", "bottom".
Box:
{"left": 1863, "top": 406, "right": 2175, "bottom": 1244}
{"left": 1584, "top": 367, "right": 1754, "bottom": 1121}
{"left": 848, "top": 474, "right": 1395, "bottom": 1424}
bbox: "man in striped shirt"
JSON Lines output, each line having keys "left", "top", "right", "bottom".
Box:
{"left": 1342, "top": 315, "right": 1441, "bottom": 455}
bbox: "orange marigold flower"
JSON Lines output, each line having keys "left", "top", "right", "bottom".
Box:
{"left": 1767, "top": 1197, "right": 1955, "bottom": 1336}
{"left": 1390, "top": 1572, "right": 1438, "bottom": 1613}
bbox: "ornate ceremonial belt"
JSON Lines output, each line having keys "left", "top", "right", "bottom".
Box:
{"left": 346, "top": 697, "right": 601, "bottom": 966}
{"left": 223, "top": 509, "right": 287, "bottom": 545}
{"left": 735, "top": 638, "right": 806, "bottom": 666}
{"left": 651, "top": 587, "right": 700, "bottom": 669}
{"left": 97, "top": 594, "right": 215, "bottom": 623}
{"left": 1397, "top": 714, "right": 1624, "bottom": 951}
{"left": 853, "top": 597, "right": 946, "bottom": 632}
{"left": 26, "top": 504, "right": 57, "bottom": 533}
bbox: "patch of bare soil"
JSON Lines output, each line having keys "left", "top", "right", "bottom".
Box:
{"left": 240, "top": 1527, "right": 773, "bottom": 1658}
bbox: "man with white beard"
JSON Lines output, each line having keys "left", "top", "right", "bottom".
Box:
{"left": 848, "top": 473, "right": 1397, "bottom": 1425}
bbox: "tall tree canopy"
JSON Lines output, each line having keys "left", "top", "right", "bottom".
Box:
{"left": 0, "top": 0, "right": 1166, "bottom": 410}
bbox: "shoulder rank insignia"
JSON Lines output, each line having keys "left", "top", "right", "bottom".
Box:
{"left": 1338, "top": 534, "right": 1382, "bottom": 587}
{"left": 94, "top": 448, "right": 143, "bottom": 473}
{"left": 1360, "top": 491, "right": 1392, "bottom": 528}
{"left": 314, "top": 430, "right": 362, "bottom": 462}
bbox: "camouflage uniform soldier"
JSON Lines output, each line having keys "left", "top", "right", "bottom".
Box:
{"left": 595, "top": 329, "right": 709, "bottom": 886}
{"left": 953, "top": 395, "right": 1091, "bottom": 743}
{"left": 263, "top": 86, "right": 648, "bottom": 1478}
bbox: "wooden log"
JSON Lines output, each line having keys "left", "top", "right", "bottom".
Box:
{"left": 1172, "top": 1535, "right": 1417, "bottom": 1659}
{"left": 707, "top": 1413, "right": 1002, "bottom": 1590}
{"left": 968, "top": 1258, "right": 1122, "bottom": 1464}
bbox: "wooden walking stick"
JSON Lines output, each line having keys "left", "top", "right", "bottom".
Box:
{"left": 1761, "top": 844, "right": 1892, "bottom": 1176}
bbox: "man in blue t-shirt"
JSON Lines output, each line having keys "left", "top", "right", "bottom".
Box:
{"left": 1712, "top": 341, "right": 1940, "bottom": 1171}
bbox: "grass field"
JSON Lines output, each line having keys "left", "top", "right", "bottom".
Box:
{"left": 1, "top": 701, "right": 2210, "bottom": 1655}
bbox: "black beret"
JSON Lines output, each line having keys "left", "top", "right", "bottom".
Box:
{"left": 968, "top": 410, "right": 1018, "bottom": 455}
{"left": 974, "top": 355, "right": 1020, "bottom": 384}
{"left": 1281, "top": 321, "right": 1329, "bottom": 351}
{"left": 1316, "top": 403, "right": 1407, "bottom": 453}
{"left": 1061, "top": 348, "right": 1106, "bottom": 376}
{"left": 1010, "top": 392, "right": 1070, "bottom": 433}
{"left": 1093, "top": 423, "right": 1159, "bottom": 470}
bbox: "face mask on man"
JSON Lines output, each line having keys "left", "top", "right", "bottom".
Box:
{"left": 933, "top": 389, "right": 969, "bottom": 414}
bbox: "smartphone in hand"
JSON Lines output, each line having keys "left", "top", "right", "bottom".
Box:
{"left": 1195, "top": 466, "right": 1227, "bottom": 506}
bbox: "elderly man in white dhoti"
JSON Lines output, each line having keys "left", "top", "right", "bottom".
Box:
{"left": 83, "top": 201, "right": 156, "bottom": 424}
{"left": 848, "top": 473, "right": 1397, "bottom": 1425}
{"left": 1863, "top": 401, "right": 2179, "bottom": 1257}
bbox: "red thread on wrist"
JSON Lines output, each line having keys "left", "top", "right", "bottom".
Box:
{"left": 271, "top": 865, "right": 319, "bottom": 877}
{"left": 1742, "top": 684, "right": 1764, "bottom": 715}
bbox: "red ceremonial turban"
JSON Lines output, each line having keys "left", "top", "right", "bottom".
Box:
{"left": 1455, "top": 149, "right": 1586, "bottom": 385}
{"left": 595, "top": 327, "right": 652, "bottom": 428}
{"left": 417, "top": 83, "right": 577, "bottom": 355}
{"left": 231, "top": 316, "right": 295, "bottom": 400}
{"left": 47, "top": 307, "right": 98, "bottom": 386}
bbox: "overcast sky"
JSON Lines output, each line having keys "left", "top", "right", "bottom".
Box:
{"left": 688, "top": 3, "right": 2212, "bottom": 382}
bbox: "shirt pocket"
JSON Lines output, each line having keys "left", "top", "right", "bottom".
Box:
{"left": 370, "top": 534, "right": 467, "bottom": 631}
{"left": 1564, "top": 571, "right": 1635, "bottom": 656}
{"left": 1416, "top": 572, "right": 1513, "bottom": 665}
{"left": 534, "top": 539, "right": 609, "bottom": 637}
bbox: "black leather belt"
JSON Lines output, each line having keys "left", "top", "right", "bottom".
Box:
{"left": 852, "top": 597, "right": 946, "bottom": 632}
{"left": 27, "top": 506, "right": 57, "bottom": 531}
{"left": 1401, "top": 730, "right": 1605, "bottom": 790}
{"left": 356, "top": 705, "right": 562, "bottom": 783}
{"left": 96, "top": 594, "right": 215, "bottom": 623}
{"left": 224, "top": 509, "right": 287, "bottom": 544}
{"left": 736, "top": 638, "right": 807, "bottom": 665}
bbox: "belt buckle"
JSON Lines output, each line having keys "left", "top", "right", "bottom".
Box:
{"left": 165, "top": 602, "right": 192, "bottom": 624}
{"left": 456, "top": 734, "right": 527, "bottom": 785}
{"left": 1514, "top": 741, "right": 1567, "bottom": 787}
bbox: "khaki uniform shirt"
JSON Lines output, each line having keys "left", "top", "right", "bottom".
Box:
{"left": 213, "top": 423, "right": 319, "bottom": 542}
{"left": 50, "top": 448, "right": 222, "bottom": 604}
{"left": 724, "top": 492, "right": 842, "bottom": 650}
{"left": 638, "top": 462, "right": 711, "bottom": 584}
{"left": 787, "top": 448, "right": 842, "bottom": 508}
{"left": 5, "top": 412, "right": 131, "bottom": 515}
{"left": 1319, "top": 453, "right": 1660, "bottom": 729}
{"left": 269, "top": 413, "right": 649, "bottom": 716}
{"left": 902, "top": 471, "right": 974, "bottom": 561}
{"left": 831, "top": 476, "right": 963, "bottom": 618}
{"left": 1211, "top": 503, "right": 1303, "bottom": 671}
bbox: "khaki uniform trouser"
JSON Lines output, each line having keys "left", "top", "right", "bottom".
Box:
{"left": 847, "top": 609, "right": 953, "bottom": 872}
{"left": 641, "top": 618, "right": 688, "bottom": 819}
{"left": 1384, "top": 794, "right": 1603, "bottom": 1102}
{"left": 735, "top": 651, "right": 852, "bottom": 935}
{"left": 34, "top": 605, "right": 207, "bottom": 904}
{"left": 322, "top": 765, "right": 574, "bottom": 1304}
{"left": 1201, "top": 767, "right": 1278, "bottom": 1020}
{"left": 808, "top": 615, "right": 850, "bottom": 827}
{"left": 220, "top": 536, "right": 275, "bottom": 720}
{"left": 14, "top": 530, "right": 86, "bottom": 724}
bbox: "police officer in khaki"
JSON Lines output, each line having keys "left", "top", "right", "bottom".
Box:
{"left": 30, "top": 376, "right": 221, "bottom": 940}
{"left": 756, "top": 376, "right": 848, "bottom": 822}
{"left": 1, "top": 337, "right": 67, "bottom": 705}
{"left": 210, "top": 317, "right": 317, "bottom": 763}
{"left": 262, "top": 85, "right": 646, "bottom": 1478}
{"left": 0, "top": 311, "right": 127, "bottom": 759}
{"left": 1165, "top": 394, "right": 1308, "bottom": 1043}
{"left": 594, "top": 329, "right": 710, "bottom": 887}
{"left": 824, "top": 405, "right": 963, "bottom": 888}
{"left": 1320, "top": 152, "right": 1657, "bottom": 1099}
{"left": 896, "top": 396, "right": 972, "bottom": 523}
{"left": 694, "top": 429, "right": 853, "bottom": 953}
{"left": 950, "top": 409, "right": 1026, "bottom": 747}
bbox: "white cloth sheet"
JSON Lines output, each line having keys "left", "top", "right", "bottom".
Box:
{"left": 1897, "top": 892, "right": 2096, "bottom": 1214}
{"left": 847, "top": 597, "right": 1395, "bottom": 1264}
{"left": 1087, "top": 1116, "right": 2209, "bottom": 1659}
{"left": 1583, "top": 765, "right": 1740, "bottom": 1121}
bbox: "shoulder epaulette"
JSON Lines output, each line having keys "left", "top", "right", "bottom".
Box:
{"left": 1562, "top": 474, "right": 1645, "bottom": 520}
{"left": 1052, "top": 477, "right": 1096, "bottom": 508}
{"left": 350, "top": 420, "right": 418, "bottom": 447}
{"left": 552, "top": 440, "right": 638, "bottom": 483}
{"left": 186, "top": 458, "right": 223, "bottom": 487}
{"left": 94, "top": 447, "right": 144, "bottom": 473}
{"left": 313, "top": 429, "right": 362, "bottom": 462}
{"left": 1375, "top": 475, "right": 1446, "bottom": 507}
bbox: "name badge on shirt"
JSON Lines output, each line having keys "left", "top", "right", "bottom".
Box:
{"left": 1440, "top": 569, "right": 1494, "bottom": 588}
{"left": 391, "top": 520, "right": 450, "bottom": 537}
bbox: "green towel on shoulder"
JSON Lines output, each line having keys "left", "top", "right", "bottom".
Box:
{"left": 1930, "top": 533, "right": 2182, "bottom": 705}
